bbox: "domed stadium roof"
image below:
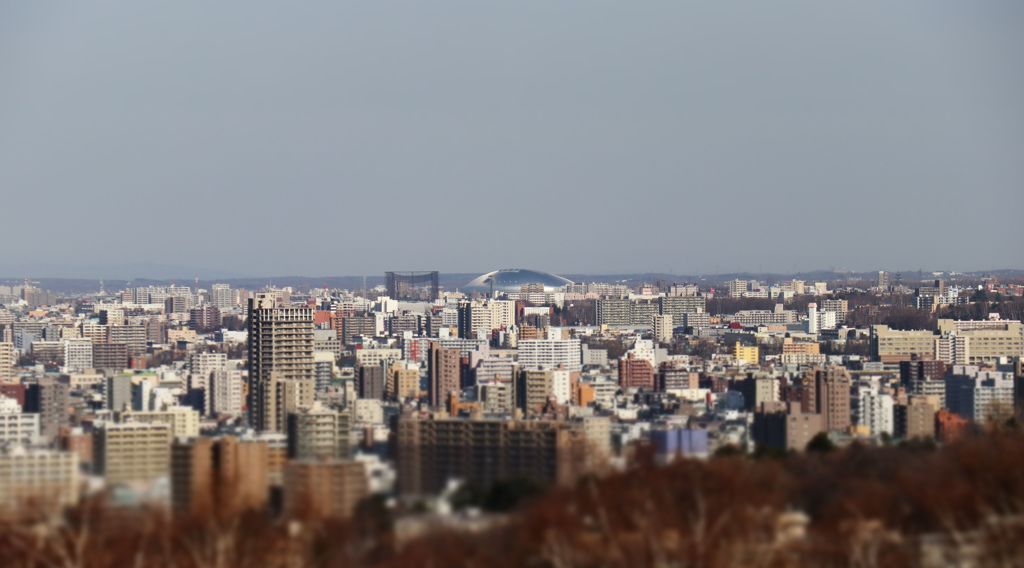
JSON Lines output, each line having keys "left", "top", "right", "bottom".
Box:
{"left": 464, "top": 268, "right": 574, "bottom": 293}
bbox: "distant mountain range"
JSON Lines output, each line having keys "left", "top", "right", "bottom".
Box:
{"left": 2, "top": 268, "right": 1021, "bottom": 295}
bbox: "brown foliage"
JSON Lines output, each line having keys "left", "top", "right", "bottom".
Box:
{"left": 3, "top": 431, "right": 1024, "bottom": 566}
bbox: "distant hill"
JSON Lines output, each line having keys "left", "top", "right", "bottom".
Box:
{"left": 3, "top": 268, "right": 1021, "bottom": 295}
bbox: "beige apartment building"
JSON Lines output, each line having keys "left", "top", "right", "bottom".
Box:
{"left": 873, "top": 320, "right": 1024, "bottom": 365}
{"left": 93, "top": 422, "right": 171, "bottom": 485}
{"left": 123, "top": 406, "right": 200, "bottom": 438}
{"left": 388, "top": 362, "right": 421, "bottom": 401}
{"left": 936, "top": 319, "right": 1024, "bottom": 365}
{"left": 872, "top": 325, "right": 938, "bottom": 362}
{"left": 0, "top": 449, "right": 80, "bottom": 513}
{"left": 0, "top": 342, "right": 15, "bottom": 382}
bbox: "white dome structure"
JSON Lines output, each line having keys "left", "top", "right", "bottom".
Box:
{"left": 463, "top": 268, "right": 573, "bottom": 293}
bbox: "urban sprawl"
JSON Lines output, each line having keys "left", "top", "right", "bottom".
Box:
{"left": 0, "top": 267, "right": 1022, "bottom": 539}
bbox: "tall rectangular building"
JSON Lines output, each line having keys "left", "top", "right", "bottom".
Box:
{"left": 801, "top": 367, "right": 852, "bottom": 433}
{"left": 210, "top": 283, "right": 236, "bottom": 310}
{"left": 105, "top": 375, "right": 133, "bottom": 412}
{"left": 93, "top": 422, "right": 171, "bottom": 485}
{"left": 171, "top": 436, "right": 269, "bottom": 517}
{"left": 109, "top": 322, "right": 148, "bottom": 356}
{"left": 92, "top": 342, "right": 128, "bottom": 373}
{"left": 248, "top": 294, "right": 315, "bottom": 431}
{"left": 62, "top": 338, "right": 93, "bottom": 372}
{"left": 25, "top": 379, "right": 70, "bottom": 443}
{"left": 652, "top": 314, "right": 673, "bottom": 343}
{"left": 894, "top": 396, "right": 937, "bottom": 441}
{"left": 389, "top": 362, "right": 421, "bottom": 401}
{"left": 429, "top": 343, "right": 461, "bottom": 410}
{"left": 0, "top": 342, "right": 14, "bottom": 383}
{"left": 357, "top": 364, "right": 386, "bottom": 400}
{"left": 210, "top": 370, "right": 245, "bottom": 417}
{"left": 517, "top": 369, "right": 554, "bottom": 416}
{"left": 618, "top": 354, "right": 655, "bottom": 390}
{"left": 287, "top": 403, "right": 351, "bottom": 460}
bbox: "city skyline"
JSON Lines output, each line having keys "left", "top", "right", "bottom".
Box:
{"left": 2, "top": 1, "right": 1023, "bottom": 565}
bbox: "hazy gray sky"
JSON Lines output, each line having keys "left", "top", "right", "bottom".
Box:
{"left": 1, "top": 1, "right": 1021, "bottom": 278}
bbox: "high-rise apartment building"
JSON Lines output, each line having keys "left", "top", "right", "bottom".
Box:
{"left": 189, "top": 305, "right": 222, "bottom": 333}
{"left": 340, "top": 315, "right": 376, "bottom": 344}
{"left": 781, "top": 338, "right": 824, "bottom": 365}
{"left": 93, "top": 422, "right": 172, "bottom": 485}
{"left": 25, "top": 378, "right": 70, "bottom": 443}
{"left": 946, "top": 366, "right": 1015, "bottom": 423}
{"left": 357, "top": 364, "right": 386, "bottom": 400}
{"left": 260, "top": 373, "right": 315, "bottom": 434}
{"left": 595, "top": 298, "right": 632, "bottom": 327}
{"left": 733, "top": 341, "right": 759, "bottom": 366}
{"left": 190, "top": 351, "right": 227, "bottom": 379}
{"left": 395, "top": 416, "right": 592, "bottom": 495}
{"left": 659, "top": 295, "right": 706, "bottom": 323}
{"left": 877, "top": 271, "right": 891, "bottom": 290}
{"left": 730, "top": 376, "right": 779, "bottom": 410}
{"left": 248, "top": 294, "right": 315, "bottom": 431}
{"left": 388, "top": 362, "right": 421, "bottom": 401}
{"left": 109, "top": 322, "right": 148, "bottom": 356}
{"left": 820, "top": 299, "right": 849, "bottom": 324}
{"left": 619, "top": 353, "right": 655, "bottom": 390}
{"left": 92, "top": 342, "right": 128, "bottom": 372}
{"left": 0, "top": 342, "right": 15, "bottom": 382}
{"left": 806, "top": 303, "right": 819, "bottom": 335}
{"left": 517, "top": 338, "right": 581, "bottom": 372}
{"left": 752, "top": 406, "right": 826, "bottom": 451}
{"left": 209, "top": 369, "right": 244, "bottom": 417}
{"left": 0, "top": 449, "right": 80, "bottom": 513}
{"left": 517, "top": 369, "right": 554, "bottom": 416}
{"left": 936, "top": 319, "right": 1024, "bottom": 364}
{"left": 801, "top": 367, "right": 852, "bottom": 433}
{"left": 900, "top": 359, "right": 947, "bottom": 408}
{"left": 652, "top": 314, "right": 673, "bottom": 343}
{"left": 727, "top": 279, "right": 749, "bottom": 298}
{"left": 0, "top": 403, "right": 40, "bottom": 447}
{"left": 171, "top": 436, "right": 269, "bottom": 517}
{"left": 124, "top": 406, "right": 201, "bottom": 438}
{"left": 63, "top": 338, "right": 94, "bottom": 373}
{"left": 871, "top": 325, "right": 938, "bottom": 362}
{"left": 210, "top": 284, "right": 236, "bottom": 310}
{"left": 287, "top": 403, "right": 351, "bottom": 460}
{"left": 429, "top": 343, "right": 461, "bottom": 410}
{"left": 856, "top": 387, "right": 894, "bottom": 437}
{"left": 458, "top": 299, "right": 516, "bottom": 340}
{"left": 894, "top": 396, "right": 937, "bottom": 440}
{"left": 105, "top": 374, "right": 133, "bottom": 412}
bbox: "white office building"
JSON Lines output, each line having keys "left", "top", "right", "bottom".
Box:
{"left": 517, "top": 338, "right": 582, "bottom": 372}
